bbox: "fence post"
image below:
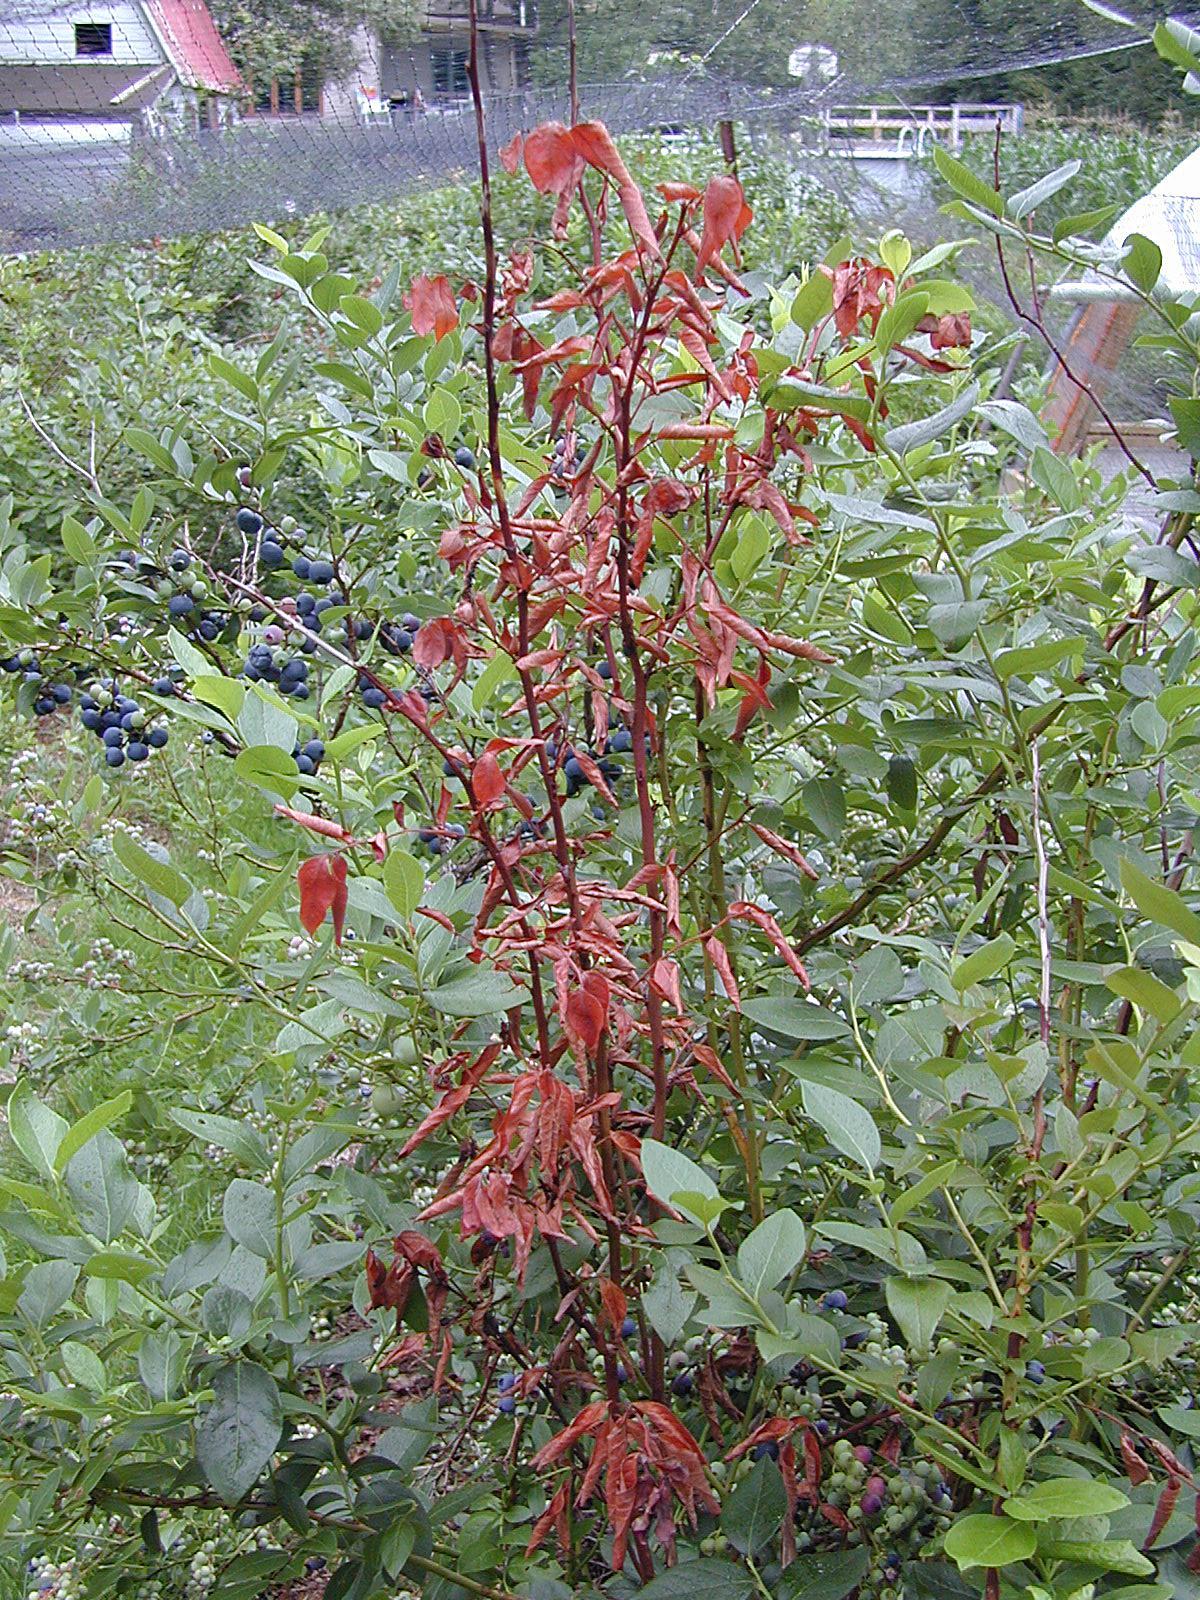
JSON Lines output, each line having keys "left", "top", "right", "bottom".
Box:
{"left": 950, "top": 103, "right": 960, "bottom": 151}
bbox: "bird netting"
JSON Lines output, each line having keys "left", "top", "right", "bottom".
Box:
{"left": 0, "top": 0, "right": 1195, "bottom": 250}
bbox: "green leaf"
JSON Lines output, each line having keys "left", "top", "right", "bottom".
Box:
{"left": 927, "top": 600, "right": 989, "bottom": 651}
{"left": 64, "top": 1131, "right": 139, "bottom": 1244}
{"left": 192, "top": 675, "right": 245, "bottom": 722}
{"left": 932, "top": 144, "right": 1004, "bottom": 215}
{"left": 643, "top": 1271, "right": 697, "bottom": 1345}
{"left": 803, "top": 776, "right": 846, "bottom": 840}
{"left": 642, "top": 1139, "right": 719, "bottom": 1211}
{"left": 54, "top": 1092, "right": 132, "bottom": 1175}
{"left": 83, "top": 1250, "right": 157, "bottom": 1283}
{"left": 943, "top": 1514, "right": 1036, "bottom": 1571}
{"left": 1004, "top": 1479, "right": 1129, "bottom": 1522}
{"left": 720, "top": 1455, "right": 787, "bottom": 1553}
{"left": 427, "top": 971, "right": 526, "bottom": 1017}
{"left": 18, "top": 1260, "right": 78, "bottom": 1329}
{"left": 885, "top": 1276, "right": 954, "bottom": 1353}
{"left": 791, "top": 271, "right": 834, "bottom": 332}
{"left": 775, "top": 1549, "right": 870, "bottom": 1600}
{"left": 7, "top": 1080, "right": 67, "bottom": 1179}
{"left": 1123, "top": 233, "right": 1163, "bottom": 295}
{"left": 1009, "top": 160, "right": 1080, "bottom": 220}
{"left": 222, "top": 1179, "right": 277, "bottom": 1260}
{"left": 472, "top": 649, "right": 518, "bottom": 711}
{"left": 741, "top": 998, "right": 851, "bottom": 1041}
{"left": 885, "top": 381, "right": 978, "bottom": 456}
{"left": 886, "top": 754, "right": 918, "bottom": 812}
{"left": 1104, "top": 964, "right": 1182, "bottom": 1023}
{"left": 60, "top": 1339, "right": 106, "bottom": 1391}
{"left": 635, "top": 1560, "right": 753, "bottom": 1600}
{"left": 112, "top": 831, "right": 190, "bottom": 909}
{"left": 1119, "top": 857, "right": 1200, "bottom": 945}
{"left": 802, "top": 1082, "right": 879, "bottom": 1174}
{"left": 138, "top": 1329, "right": 188, "bottom": 1402}
{"left": 167, "top": 1110, "right": 271, "bottom": 1172}
{"left": 737, "top": 1210, "right": 806, "bottom": 1297}
{"left": 61, "top": 514, "right": 98, "bottom": 565}
{"left": 952, "top": 934, "right": 1016, "bottom": 990}
{"left": 383, "top": 849, "right": 426, "bottom": 920}
{"left": 1035, "top": 1540, "right": 1153, "bottom": 1577}
{"left": 196, "top": 1361, "right": 282, "bottom": 1503}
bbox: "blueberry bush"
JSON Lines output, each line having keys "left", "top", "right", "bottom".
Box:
{"left": 4, "top": 36, "right": 1200, "bottom": 1600}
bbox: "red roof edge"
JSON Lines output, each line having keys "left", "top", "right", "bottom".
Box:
{"left": 143, "top": 0, "right": 242, "bottom": 94}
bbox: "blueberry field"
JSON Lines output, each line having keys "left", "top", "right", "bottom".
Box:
{"left": 6, "top": 42, "right": 1200, "bottom": 1600}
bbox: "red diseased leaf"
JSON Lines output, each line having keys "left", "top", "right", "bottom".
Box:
{"left": 749, "top": 821, "right": 820, "bottom": 881}
{"left": 565, "top": 987, "right": 606, "bottom": 1052}
{"left": 530, "top": 1400, "right": 608, "bottom": 1469}
{"left": 657, "top": 181, "right": 702, "bottom": 203}
{"left": 404, "top": 274, "right": 459, "bottom": 341}
{"left": 729, "top": 900, "right": 810, "bottom": 989}
{"left": 499, "top": 131, "right": 524, "bottom": 174}
{"left": 274, "top": 805, "right": 354, "bottom": 844}
{"left": 525, "top": 1482, "right": 570, "bottom": 1556}
{"left": 692, "top": 1041, "right": 739, "bottom": 1095}
{"left": 1120, "top": 1431, "right": 1150, "bottom": 1486}
{"left": 571, "top": 121, "right": 662, "bottom": 259}
{"left": 297, "top": 853, "right": 348, "bottom": 944}
{"left": 473, "top": 752, "right": 507, "bottom": 807}
{"left": 695, "top": 174, "right": 747, "bottom": 275}
{"left": 599, "top": 1277, "right": 628, "bottom": 1331}
{"left": 1147, "top": 1478, "right": 1182, "bottom": 1550}
{"left": 649, "top": 956, "right": 684, "bottom": 1013}
{"left": 703, "top": 933, "right": 741, "bottom": 1010}
{"left": 524, "top": 121, "right": 583, "bottom": 196}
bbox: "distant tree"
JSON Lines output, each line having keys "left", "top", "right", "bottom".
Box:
{"left": 211, "top": 0, "right": 419, "bottom": 86}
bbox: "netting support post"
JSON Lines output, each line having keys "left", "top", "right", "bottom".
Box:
{"left": 718, "top": 119, "right": 738, "bottom": 179}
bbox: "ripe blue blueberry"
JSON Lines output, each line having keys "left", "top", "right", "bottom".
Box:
{"left": 296, "top": 754, "right": 315, "bottom": 775}
{"left": 455, "top": 445, "right": 477, "bottom": 469}
{"left": 102, "top": 728, "right": 124, "bottom": 748}
{"left": 152, "top": 677, "right": 176, "bottom": 696}
{"left": 671, "top": 1373, "right": 694, "bottom": 1396}
{"left": 497, "top": 1396, "right": 516, "bottom": 1414}
{"left": 303, "top": 739, "right": 325, "bottom": 761}
{"left": 402, "top": 613, "right": 421, "bottom": 632}
{"left": 167, "top": 594, "right": 194, "bottom": 617}
{"left": 822, "top": 1289, "right": 849, "bottom": 1312}
{"left": 497, "top": 1373, "right": 517, "bottom": 1393}
{"left": 597, "top": 661, "right": 613, "bottom": 680}
{"left": 104, "top": 747, "right": 126, "bottom": 768}
{"left": 362, "top": 686, "right": 387, "bottom": 710}
{"left": 292, "top": 556, "right": 311, "bottom": 580}
{"left": 260, "top": 541, "right": 284, "bottom": 569}
{"left": 620, "top": 1316, "right": 636, "bottom": 1338}
{"left": 609, "top": 730, "right": 633, "bottom": 753}
{"left": 308, "top": 560, "right": 336, "bottom": 585}
{"left": 1026, "top": 1359, "right": 1046, "bottom": 1385}
{"left": 236, "top": 508, "right": 264, "bottom": 536}
{"left": 564, "top": 757, "right": 585, "bottom": 782}
{"left": 80, "top": 708, "right": 102, "bottom": 731}
{"left": 51, "top": 683, "right": 72, "bottom": 705}
{"left": 168, "top": 548, "right": 191, "bottom": 570}
{"left": 751, "top": 1441, "right": 779, "bottom": 1461}
{"left": 127, "top": 741, "right": 150, "bottom": 762}
{"left": 148, "top": 727, "right": 168, "bottom": 749}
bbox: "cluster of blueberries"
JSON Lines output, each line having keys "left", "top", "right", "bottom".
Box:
{"left": 78, "top": 683, "right": 169, "bottom": 769}
{"left": 415, "top": 823, "right": 466, "bottom": 857}
{"left": 243, "top": 642, "right": 311, "bottom": 699}
{"left": 546, "top": 729, "right": 633, "bottom": 800}
{"left": 0, "top": 651, "right": 75, "bottom": 717}
{"left": 152, "top": 549, "right": 226, "bottom": 643}
{"left": 292, "top": 738, "right": 325, "bottom": 777}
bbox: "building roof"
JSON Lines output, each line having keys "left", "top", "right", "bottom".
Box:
{"left": 143, "top": 0, "right": 240, "bottom": 93}
{"left": 1054, "top": 142, "right": 1200, "bottom": 303}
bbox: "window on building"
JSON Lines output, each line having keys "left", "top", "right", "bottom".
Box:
{"left": 431, "top": 46, "right": 469, "bottom": 98}
{"left": 74, "top": 22, "right": 113, "bottom": 56}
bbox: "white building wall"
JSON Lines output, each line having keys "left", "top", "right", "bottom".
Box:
{"left": 0, "top": 4, "right": 162, "bottom": 66}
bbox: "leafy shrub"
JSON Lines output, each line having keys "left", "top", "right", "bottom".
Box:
{"left": 2, "top": 93, "right": 1200, "bottom": 1600}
